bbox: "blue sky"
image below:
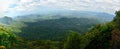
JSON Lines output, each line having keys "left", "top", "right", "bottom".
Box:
{"left": 0, "top": 0, "right": 120, "bottom": 17}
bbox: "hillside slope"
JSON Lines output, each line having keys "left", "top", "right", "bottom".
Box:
{"left": 17, "top": 18, "right": 101, "bottom": 40}
{"left": 81, "top": 11, "right": 120, "bottom": 49}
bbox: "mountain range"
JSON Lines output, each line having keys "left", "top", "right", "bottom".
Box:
{"left": 0, "top": 11, "right": 114, "bottom": 40}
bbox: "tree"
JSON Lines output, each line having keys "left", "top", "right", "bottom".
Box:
{"left": 63, "top": 31, "right": 81, "bottom": 49}
{"left": 8, "top": 33, "right": 17, "bottom": 49}
{"left": 113, "top": 11, "right": 120, "bottom": 28}
{"left": 0, "top": 25, "right": 17, "bottom": 49}
{"left": 111, "top": 10, "right": 120, "bottom": 49}
{"left": 83, "top": 24, "right": 112, "bottom": 49}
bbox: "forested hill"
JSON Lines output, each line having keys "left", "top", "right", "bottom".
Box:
{"left": 0, "top": 11, "right": 117, "bottom": 49}
{"left": 14, "top": 11, "right": 114, "bottom": 22}
{"left": 17, "top": 17, "right": 101, "bottom": 40}
{"left": 63, "top": 11, "right": 120, "bottom": 49}
{"left": 84, "top": 11, "right": 120, "bottom": 49}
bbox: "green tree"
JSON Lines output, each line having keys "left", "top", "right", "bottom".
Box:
{"left": 84, "top": 24, "right": 112, "bottom": 49}
{"left": 63, "top": 31, "right": 81, "bottom": 49}
{"left": 0, "top": 25, "right": 17, "bottom": 49}
{"left": 111, "top": 10, "right": 120, "bottom": 49}
{"left": 113, "top": 11, "right": 120, "bottom": 28}
{"left": 8, "top": 33, "right": 17, "bottom": 49}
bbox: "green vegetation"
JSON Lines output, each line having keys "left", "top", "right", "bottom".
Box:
{"left": 17, "top": 18, "right": 100, "bottom": 40}
{"left": 63, "top": 31, "right": 81, "bottom": 49}
{"left": 0, "top": 11, "right": 120, "bottom": 49}
{"left": 0, "top": 25, "right": 16, "bottom": 49}
{"left": 111, "top": 11, "right": 120, "bottom": 49}
{"left": 70, "top": 11, "right": 120, "bottom": 49}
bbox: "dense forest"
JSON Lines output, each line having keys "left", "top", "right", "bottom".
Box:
{"left": 17, "top": 18, "right": 101, "bottom": 40}
{"left": 0, "top": 11, "right": 120, "bottom": 49}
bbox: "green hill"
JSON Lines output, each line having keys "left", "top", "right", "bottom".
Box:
{"left": 17, "top": 18, "right": 101, "bottom": 40}
{"left": 65, "top": 11, "right": 120, "bottom": 49}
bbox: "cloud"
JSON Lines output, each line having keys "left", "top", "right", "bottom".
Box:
{"left": 0, "top": 0, "right": 9, "bottom": 17}
{"left": 1, "top": 0, "right": 120, "bottom": 17}
{"left": 0, "top": 0, "right": 18, "bottom": 17}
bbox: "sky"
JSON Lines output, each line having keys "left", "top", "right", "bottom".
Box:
{"left": 0, "top": 0, "right": 120, "bottom": 17}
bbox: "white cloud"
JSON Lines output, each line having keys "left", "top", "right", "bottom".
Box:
{"left": 1, "top": 0, "right": 120, "bottom": 17}
{"left": 0, "top": 0, "right": 10, "bottom": 17}
{"left": 0, "top": 0, "right": 18, "bottom": 17}
{"left": 20, "top": 0, "right": 34, "bottom": 3}
{"left": 21, "top": 0, "right": 120, "bottom": 13}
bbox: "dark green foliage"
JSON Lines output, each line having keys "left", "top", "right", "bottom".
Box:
{"left": 79, "top": 25, "right": 101, "bottom": 49}
{"left": 14, "top": 39, "right": 63, "bottom": 49}
{"left": 18, "top": 18, "right": 100, "bottom": 40}
{"left": 111, "top": 29, "right": 120, "bottom": 49}
{"left": 84, "top": 24, "right": 112, "bottom": 49}
{"left": 0, "top": 25, "right": 17, "bottom": 49}
{"left": 111, "top": 10, "right": 120, "bottom": 49}
{"left": 82, "top": 10, "right": 120, "bottom": 49}
{"left": 113, "top": 11, "right": 120, "bottom": 28}
{"left": 63, "top": 31, "right": 81, "bottom": 49}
